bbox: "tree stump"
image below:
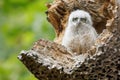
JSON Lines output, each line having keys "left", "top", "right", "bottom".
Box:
{"left": 18, "top": 0, "right": 120, "bottom": 80}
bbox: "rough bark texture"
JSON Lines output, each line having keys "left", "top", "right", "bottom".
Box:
{"left": 18, "top": 0, "right": 120, "bottom": 80}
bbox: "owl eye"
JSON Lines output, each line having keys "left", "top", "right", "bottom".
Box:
{"left": 80, "top": 18, "right": 87, "bottom": 23}
{"left": 72, "top": 17, "right": 78, "bottom": 22}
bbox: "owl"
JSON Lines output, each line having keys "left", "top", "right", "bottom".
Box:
{"left": 62, "top": 10, "right": 98, "bottom": 55}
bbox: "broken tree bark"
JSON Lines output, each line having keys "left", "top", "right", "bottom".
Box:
{"left": 18, "top": 0, "right": 120, "bottom": 80}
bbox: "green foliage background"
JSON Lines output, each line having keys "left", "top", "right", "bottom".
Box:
{"left": 0, "top": 0, "right": 55, "bottom": 80}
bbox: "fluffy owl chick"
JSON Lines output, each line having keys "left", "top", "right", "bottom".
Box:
{"left": 62, "top": 10, "right": 98, "bottom": 55}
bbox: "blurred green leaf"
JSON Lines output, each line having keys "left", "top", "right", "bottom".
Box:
{"left": 0, "top": 0, "right": 55, "bottom": 80}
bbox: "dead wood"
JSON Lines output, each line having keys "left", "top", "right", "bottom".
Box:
{"left": 18, "top": 0, "right": 120, "bottom": 80}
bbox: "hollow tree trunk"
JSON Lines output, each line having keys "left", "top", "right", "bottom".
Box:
{"left": 18, "top": 0, "right": 120, "bottom": 80}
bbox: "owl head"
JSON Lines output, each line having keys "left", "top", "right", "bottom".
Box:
{"left": 68, "top": 10, "right": 93, "bottom": 27}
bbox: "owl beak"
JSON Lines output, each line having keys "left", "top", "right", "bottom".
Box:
{"left": 77, "top": 19, "right": 81, "bottom": 24}
{"left": 78, "top": 20, "right": 81, "bottom": 25}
